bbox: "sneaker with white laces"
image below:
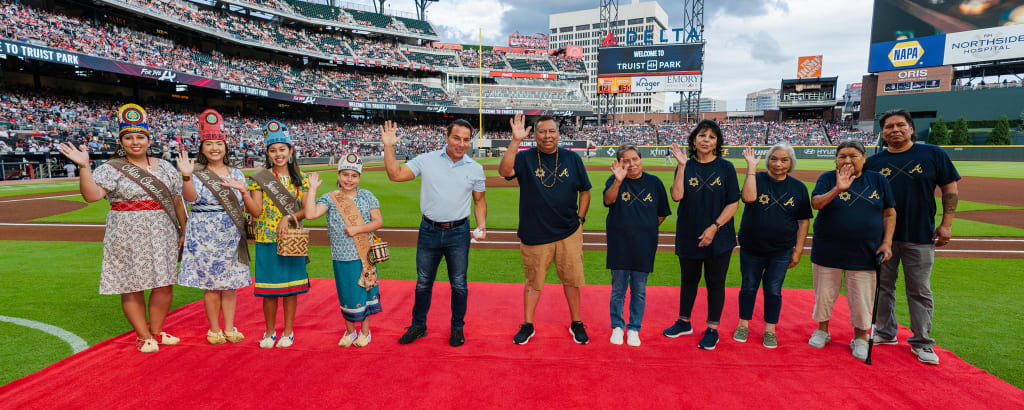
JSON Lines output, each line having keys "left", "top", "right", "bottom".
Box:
{"left": 206, "top": 329, "right": 227, "bottom": 345}
{"left": 338, "top": 331, "right": 357, "bottom": 347}
{"left": 224, "top": 327, "right": 244, "bottom": 343}
{"left": 276, "top": 333, "right": 294, "bottom": 348}
{"left": 354, "top": 331, "right": 371, "bottom": 347}
{"left": 911, "top": 346, "right": 940, "bottom": 365}
{"left": 851, "top": 338, "right": 869, "bottom": 360}
{"left": 136, "top": 338, "right": 158, "bottom": 353}
{"left": 872, "top": 335, "right": 898, "bottom": 345}
{"left": 259, "top": 333, "right": 277, "bottom": 349}
{"left": 610, "top": 327, "right": 624, "bottom": 345}
{"left": 626, "top": 330, "right": 641, "bottom": 347}
{"left": 733, "top": 326, "right": 749, "bottom": 343}
{"left": 808, "top": 330, "right": 830, "bottom": 348}
{"left": 154, "top": 332, "right": 180, "bottom": 345}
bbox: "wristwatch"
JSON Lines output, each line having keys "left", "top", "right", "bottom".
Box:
{"left": 182, "top": 175, "right": 192, "bottom": 181}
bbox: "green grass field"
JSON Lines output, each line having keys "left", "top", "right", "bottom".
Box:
{"left": 2, "top": 158, "right": 1023, "bottom": 389}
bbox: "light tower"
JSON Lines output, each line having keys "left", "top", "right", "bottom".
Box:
{"left": 680, "top": 0, "right": 704, "bottom": 123}
{"left": 598, "top": 0, "right": 618, "bottom": 126}
{"left": 414, "top": 0, "right": 438, "bottom": 20}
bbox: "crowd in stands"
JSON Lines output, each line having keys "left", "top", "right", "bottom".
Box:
{"left": 550, "top": 55, "right": 587, "bottom": 73}
{"left": 457, "top": 49, "right": 509, "bottom": 70}
{"left": 766, "top": 121, "right": 829, "bottom": 146}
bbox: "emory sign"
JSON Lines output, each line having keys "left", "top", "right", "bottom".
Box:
{"left": 508, "top": 32, "right": 549, "bottom": 49}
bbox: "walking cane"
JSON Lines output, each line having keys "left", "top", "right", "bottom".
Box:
{"left": 865, "top": 252, "right": 885, "bottom": 365}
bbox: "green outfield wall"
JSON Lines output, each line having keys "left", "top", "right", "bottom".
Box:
{"left": 594, "top": 145, "right": 1024, "bottom": 161}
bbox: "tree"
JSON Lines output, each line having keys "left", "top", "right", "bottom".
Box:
{"left": 928, "top": 117, "right": 950, "bottom": 145}
{"left": 1019, "top": 111, "right": 1024, "bottom": 132}
{"left": 986, "top": 115, "right": 1012, "bottom": 145}
{"left": 951, "top": 116, "right": 972, "bottom": 145}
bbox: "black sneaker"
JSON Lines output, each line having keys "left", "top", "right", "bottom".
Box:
{"left": 513, "top": 323, "right": 535, "bottom": 345}
{"left": 398, "top": 326, "right": 426, "bottom": 345}
{"left": 449, "top": 328, "right": 465, "bottom": 347}
{"left": 698, "top": 328, "right": 719, "bottom": 350}
{"left": 662, "top": 319, "right": 693, "bottom": 338}
{"left": 569, "top": 321, "right": 589, "bottom": 345}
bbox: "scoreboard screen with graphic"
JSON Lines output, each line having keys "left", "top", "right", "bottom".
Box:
{"left": 867, "top": 0, "right": 1024, "bottom": 72}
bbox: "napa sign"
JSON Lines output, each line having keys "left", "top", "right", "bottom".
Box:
{"left": 868, "top": 35, "right": 944, "bottom": 72}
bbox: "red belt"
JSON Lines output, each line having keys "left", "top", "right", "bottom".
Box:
{"left": 111, "top": 200, "right": 163, "bottom": 211}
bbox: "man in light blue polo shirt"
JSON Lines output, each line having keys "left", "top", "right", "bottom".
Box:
{"left": 381, "top": 119, "right": 487, "bottom": 347}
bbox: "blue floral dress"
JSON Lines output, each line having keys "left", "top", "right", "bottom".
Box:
{"left": 178, "top": 167, "right": 252, "bottom": 290}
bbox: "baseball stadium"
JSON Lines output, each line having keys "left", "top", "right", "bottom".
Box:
{"left": 1, "top": 0, "right": 1023, "bottom": 407}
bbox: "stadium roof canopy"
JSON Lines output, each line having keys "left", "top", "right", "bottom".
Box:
{"left": 781, "top": 76, "right": 838, "bottom": 85}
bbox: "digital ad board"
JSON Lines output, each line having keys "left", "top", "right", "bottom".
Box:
{"left": 597, "top": 44, "right": 702, "bottom": 94}
{"left": 868, "top": 0, "right": 1024, "bottom": 72}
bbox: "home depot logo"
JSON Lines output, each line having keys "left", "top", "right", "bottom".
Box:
{"left": 888, "top": 41, "right": 924, "bottom": 67}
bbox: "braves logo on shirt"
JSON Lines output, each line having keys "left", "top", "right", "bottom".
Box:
{"left": 620, "top": 187, "right": 655, "bottom": 208}
{"left": 687, "top": 172, "right": 723, "bottom": 192}
{"left": 880, "top": 161, "right": 924, "bottom": 181}
{"left": 837, "top": 187, "right": 881, "bottom": 207}
{"left": 757, "top": 191, "right": 797, "bottom": 211}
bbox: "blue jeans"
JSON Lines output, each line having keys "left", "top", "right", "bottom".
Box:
{"left": 738, "top": 249, "right": 792, "bottom": 324}
{"left": 412, "top": 219, "right": 470, "bottom": 329}
{"left": 609, "top": 270, "right": 648, "bottom": 331}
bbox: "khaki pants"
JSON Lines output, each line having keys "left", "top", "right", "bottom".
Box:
{"left": 520, "top": 226, "right": 585, "bottom": 291}
{"left": 812, "top": 263, "right": 876, "bottom": 330}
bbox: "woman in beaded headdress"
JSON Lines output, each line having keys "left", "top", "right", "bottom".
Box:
{"left": 176, "top": 109, "right": 255, "bottom": 345}
{"left": 57, "top": 104, "right": 188, "bottom": 353}
{"left": 242, "top": 120, "right": 310, "bottom": 349}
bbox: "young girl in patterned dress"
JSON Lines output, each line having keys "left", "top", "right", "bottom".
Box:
{"left": 242, "top": 120, "right": 309, "bottom": 349}
{"left": 58, "top": 104, "right": 187, "bottom": 353}
{"left": 304, "top": 154, "right": 383, "bottom": 347}
{"left": 177, "top": 109, "right": 253, "bottom": 345}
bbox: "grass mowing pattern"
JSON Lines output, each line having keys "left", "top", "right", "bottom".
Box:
{"left": 0, "top": 241, "right": 1021, "bottom": 388}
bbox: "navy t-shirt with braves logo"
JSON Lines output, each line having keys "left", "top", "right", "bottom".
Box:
{"left": 811, "top": 170, "right": 895, "bottom": 270}
{"left": 865, "top": 143, "right": 960, "bottom": 244}
{"left": 738, "top": 172, "right": 813, "bottom": 256}
{"left": 508, "top": 147, "right": 592, "bottom": 245}
{"left": 673, "top": 157, "right": 740, "bottom": 259}
{"left": 604, "top": 172, "right": 672, "bottom": 273}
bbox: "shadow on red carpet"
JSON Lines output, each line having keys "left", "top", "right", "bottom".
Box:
{"left": 2, "top": 279, "right": 1021, "bottom": 408}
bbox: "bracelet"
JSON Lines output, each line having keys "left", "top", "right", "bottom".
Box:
{"left": 179, "top": 232, "right": 185, "bottom": 237}
{"left": 182, "top": 175, "right": 192, "bottom": 181}
{"left": 713, "top": 221, "right": 721, "bottom": 229}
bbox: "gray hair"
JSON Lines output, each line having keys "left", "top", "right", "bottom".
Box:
{"left": 766, "top": 142, "right": 796, "bottom": 172}
{"left": 615, "top": 143, "right": 641, "bottom": 160}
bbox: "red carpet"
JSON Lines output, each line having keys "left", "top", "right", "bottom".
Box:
{"left": 2, "top": 279, "right": 1021, "bottom": 408}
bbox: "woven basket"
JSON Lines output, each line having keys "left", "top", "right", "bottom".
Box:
{"left": 276, "top": 218, "right": 309, "bottom": 257}
{"left": 246, "top": 216, "right": 257, "bottom": 240}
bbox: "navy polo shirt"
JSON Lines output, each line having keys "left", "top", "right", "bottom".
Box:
{"left": 673, "top": 157, "right": 740, "bottom": 259}
{"left": 811, "top": 170, "right": 895, "bottom": 270}
{"left": 604, "top": 172, "right": 672, "bottom": 273}
{"left": 508, "top": 147, "right": 592, "bottom": 245}
{"left": 865, "top": 143, "right": 960, "bottom": 244}
{"left": 738, "top": 172, "right": 813, "bottom": 256}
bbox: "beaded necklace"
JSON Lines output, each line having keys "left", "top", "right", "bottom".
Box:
{"left": 537, "top": 148, "right": 559, "bottom": 188}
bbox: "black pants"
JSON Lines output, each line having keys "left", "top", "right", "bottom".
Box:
{"left": 678, "top": 251, "right": 731, "bottom": 325}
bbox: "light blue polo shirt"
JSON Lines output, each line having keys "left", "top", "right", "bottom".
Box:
{"left": 406, "top": 148, "right": 486, "bottom": 223}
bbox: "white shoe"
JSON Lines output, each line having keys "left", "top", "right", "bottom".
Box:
{"left": 276, "top": 333, "right": 294, "bottom": 348}
{"left": 353, "top": 331, "right": 371, "bottom": 347}
{"left": 154, "top": 331, "right": 180, "bottom": 345}
{"left": 338, "top": 331, "right": 357, "bottom": 347}
{"left": 610, "top": 327, "right": 624, "bottom": 345}
{"left": 626, "top": 330, "right": 641, "bottom": 347}
{"left": 259, "top": 332, "right": 277, "bottom": 349}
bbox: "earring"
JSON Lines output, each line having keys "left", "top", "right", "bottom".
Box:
{"left": 115, "top": 146, "right": 127, "bottom": 157}
{"left": 288, "top": 156, "right": 294, "bottom": 164}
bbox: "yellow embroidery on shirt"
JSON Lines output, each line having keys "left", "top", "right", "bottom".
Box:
{"left": 710, "top": 177, "right": 722, "bottom": 186}
{"left": 783, "top": 197, "right": 795, "bottom": 207}
{"left": 534, "top": 168, "right": 545, "bottom": 178}
{"left": 758, "top": 194, "right": 770, "bottom": 204}
{"left": 621, "top": 191, "right": 631, "bottom": 202}
{"left": 559, "top": 168, "right": 569, "bottom": 178}
{"left": 869, "top": 190, "right": 880, "bottom": 199}
{"left": 688, "top": 177, "right": 699, "bottom": 187}
{"left": 839, "top": 192, "right": 852, "bottom": 201}
{"left": 643, "top": 193, "right": 653, "bottom": 202}
{"left": 909, "top": 164, "right": 923, "bottom": 174}
{"left": 881, "top": 168, "right": 892, "bottom": 177}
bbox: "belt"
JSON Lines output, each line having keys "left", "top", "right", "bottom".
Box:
{"left": 111, "top": 200, "right": 162, "bottom": 211}
{"left": 190, "top": 204, "right": 225, "bottom": 213}
{"left": 423, "top": 216, "right": 467, "bottom": 229}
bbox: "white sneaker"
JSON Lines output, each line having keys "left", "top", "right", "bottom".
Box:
{"left": 851, "top": 338, "right": 869, "bottom": 360}
{"left": 259, "top": 332, "right": 277, "bottom": 349}
{"left": 610, "top": 327, "right": 624, "bottom": 345}
{"left": 276, "top": 333, "right": 294, "bottom": 348}
{"left": 626, "top": 330, "right": 641, "bottom": 347}
{"left": 154, "top": 331, "right": 180, "bottom": 345}
{"left": 808, "top": 330, "right": 830, "bottom": 349}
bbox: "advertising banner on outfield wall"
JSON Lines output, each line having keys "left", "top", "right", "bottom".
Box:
{"left": 594, "top": 145, "right": 883, "bottom": 159}
{"left": 876, "top": 66, "right": 953, "bottom": 95}
{"left": 943, "top": 24, "right": 1024, "bottom": 64}
{"left": 0, "top": 39, "right": 590, "bottom": 117}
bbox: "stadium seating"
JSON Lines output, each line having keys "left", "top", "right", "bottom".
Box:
{"left": 347, "top": 9, "right": 393, "bottom": 29}
{"left": 507, "top": 58, "right": 555, "bottom": 72}
{"left": 285, "top": 0, "right": 342, "bottom": 21}
{"left": 394, "top": 82, "right": 454, "bottom": 105}
{"left": 400, "top": 49, "right": 459, "bottom": 68}
{"left": 394, "top": 16, "right": 437, "bottom": 35}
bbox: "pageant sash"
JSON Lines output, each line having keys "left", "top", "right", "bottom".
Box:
{"left": 106, "top": 158, "right": 182, "bottom": 232}
{"left": 329, "top": 191, "right": 377, "bottom": 290}
{"left": 194, "top": 165, "right": 251, "bottom": 265}
{"left": 249, "top": 169, "right": 302, "bottom": 216}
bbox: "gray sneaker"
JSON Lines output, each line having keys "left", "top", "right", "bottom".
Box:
{"left": 732, "top": 326, "right": 748, "bottom": 343}
{"left": 808, "top": 330, "right": 830, "bottom": 348}
{"left": 851, "top": 339, "right": 869, "bottom": 360}
{"left": 763, "top": 331, "right": 778, "bottom": 349}
{"left": 912, "top": 346, "right": 940, "bottom": 365}
{"left": 872, "top": 335, "right": 898, "bottom": 345}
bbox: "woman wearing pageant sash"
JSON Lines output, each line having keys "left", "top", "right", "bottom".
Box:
{"left": 177, "top": 110, "right": 254, "bottom": 345}
{"left": 58, "top": 104, "right": 187, "bottom": 353}
{"left": 244, "top": 120, "right": 309, "bottom": 349}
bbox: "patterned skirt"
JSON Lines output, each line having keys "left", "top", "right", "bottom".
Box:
{"left": 254, "top": 242, "right": 309, "bottom": 297}
{"left": 332, "top": 260, "right": 382, "bottom": 322}
{"left": 178, "top": 210, "right": 252, "bottom": 290}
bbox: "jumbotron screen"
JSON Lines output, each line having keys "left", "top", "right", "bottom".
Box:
{"left": 596, "top": 44, "right": 703, "bottom": 94}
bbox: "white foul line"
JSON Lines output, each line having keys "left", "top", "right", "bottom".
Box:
{"left": 0, "top": 194, "right": 78, "bottom": 203}
{"left": 0, "top": 315, "right": 89, "bottom": 353}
